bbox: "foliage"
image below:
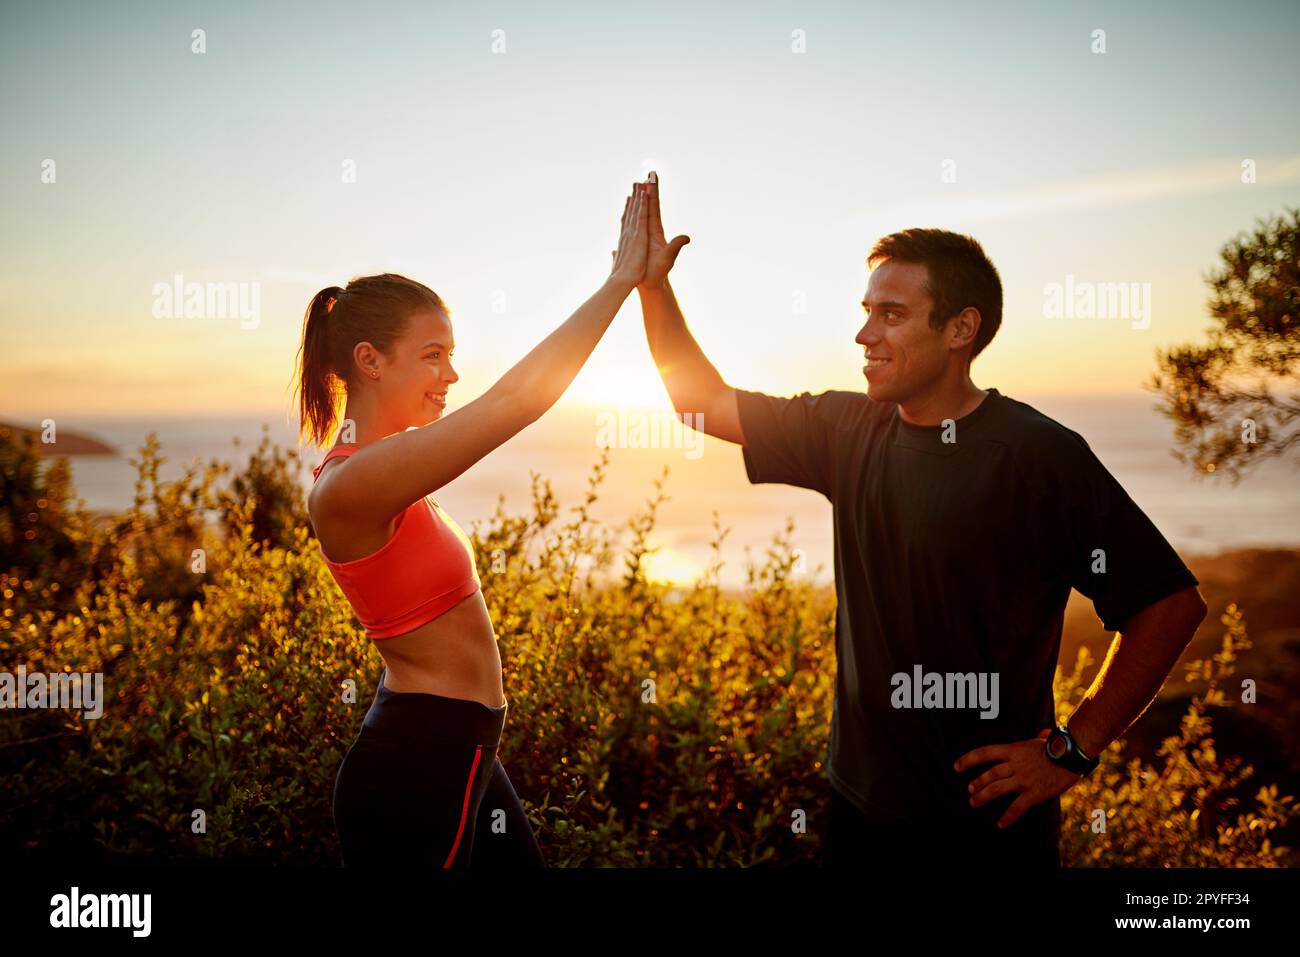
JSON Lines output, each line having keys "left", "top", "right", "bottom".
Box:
{"left": 1151, "top": 207, "right": 1300, "bottom": 480}
{"left": 0, "top": 424, "right": 104, "bottom": 618}
{"left": 1058, "top": 603, "right": 1296, "bottom": 866}
{"left": 0, "top": 428, "right": 1294, "bottom": 865}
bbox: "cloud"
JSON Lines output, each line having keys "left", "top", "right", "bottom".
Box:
{"left": 841, "top": 153, "right": 1300, "bottom": 237}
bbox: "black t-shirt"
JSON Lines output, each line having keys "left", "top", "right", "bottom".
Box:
{"left": 735, "top": 386, "right": 1199, "bottom": 852}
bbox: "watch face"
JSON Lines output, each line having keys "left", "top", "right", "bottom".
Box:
{"left": 1046, "top": 733, "right": 1068, "bottom": 759}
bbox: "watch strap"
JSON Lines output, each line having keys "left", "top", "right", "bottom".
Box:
{"left": 1047, "top": 724, "right": 1099, "bottom": 775}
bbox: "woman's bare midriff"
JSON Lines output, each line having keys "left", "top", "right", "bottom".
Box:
{"left": 310, "top": 466, "right": 505, "bottom": 710}
{"left": 374, "top": 589, "right": 505, "bottom": 708}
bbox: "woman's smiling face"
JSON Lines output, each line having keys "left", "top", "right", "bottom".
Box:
{"left": 384, "top": 307, "right": 459, "bottom": 427}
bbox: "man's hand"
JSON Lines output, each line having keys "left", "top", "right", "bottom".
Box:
{"left": 639, "top": 170, "right": 690, "bottom": 292}
{"left": 953, "top": 728, "right": 1083, "bottom": 829}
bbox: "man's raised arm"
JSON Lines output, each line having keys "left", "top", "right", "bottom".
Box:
{"left": 637, "top": 172, "right": 745, "bottom": 445}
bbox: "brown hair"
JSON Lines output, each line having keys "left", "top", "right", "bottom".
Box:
{"left": 293, "top": 273, "right": 447, "bottom": 447}
{"left": 867, "top": 228, "right": 1003, "bottom": 361}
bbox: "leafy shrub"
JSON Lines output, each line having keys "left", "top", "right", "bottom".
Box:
{"left": 1058, "top": 603, "right": 1296, "bottom": 866}
{"left": 1, "top": 428, "right": 1294, "bottom": 865}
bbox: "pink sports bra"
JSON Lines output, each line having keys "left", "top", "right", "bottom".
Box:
{"left": 311, "top": 444, "right": 482, "bottom": 639}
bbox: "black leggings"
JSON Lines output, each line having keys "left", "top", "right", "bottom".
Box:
{"left": 332, "top": 669, "right": 545, "bottom": 868}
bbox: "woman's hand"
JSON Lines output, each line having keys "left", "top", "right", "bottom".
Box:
{"left": 639, "top": 170, "right": 690, "bottom": 292}
{"left": 609, "top": 180, "right": 650, "bottom": 290}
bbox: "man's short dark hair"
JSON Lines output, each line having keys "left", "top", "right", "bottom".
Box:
{"left": 867, "top": 228, "right": 1003, "bottom": 361}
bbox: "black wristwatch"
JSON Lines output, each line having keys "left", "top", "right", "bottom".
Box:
{"left": 1044, "top": 723, "right": 1099, "bottom": 776}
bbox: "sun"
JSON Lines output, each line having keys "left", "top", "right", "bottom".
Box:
{"left": 642, "top": 547, "right": 704, "bottom": 586}
{"left": 566, "top": 362, "right": 673, "bottom": 411}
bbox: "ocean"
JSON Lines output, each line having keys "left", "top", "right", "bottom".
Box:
{"left": 33, "top": 393, "right": 1300, "bottom": 589}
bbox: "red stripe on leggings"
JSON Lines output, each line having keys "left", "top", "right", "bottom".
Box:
{"left": 443, "top": 745, "right": 485, "bottom": 868}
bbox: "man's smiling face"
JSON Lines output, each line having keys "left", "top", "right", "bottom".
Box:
{"left": 855, "top": 259, "right": 953, "bottom": 403}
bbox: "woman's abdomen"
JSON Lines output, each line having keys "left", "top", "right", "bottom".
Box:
{"left": 374, "top": 590, "right": 505, "bottom": 707}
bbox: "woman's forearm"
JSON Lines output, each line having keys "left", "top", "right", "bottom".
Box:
{"left": 495, "top": 276, "right": 636, "bottom": 422}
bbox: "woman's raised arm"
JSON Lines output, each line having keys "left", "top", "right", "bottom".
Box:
{"left": 316, "top": 182, "right": 650, "bottom": 528}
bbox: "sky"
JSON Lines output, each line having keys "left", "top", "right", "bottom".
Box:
{"left": 3, "top": 0, "right": 1299, "bottom": 426}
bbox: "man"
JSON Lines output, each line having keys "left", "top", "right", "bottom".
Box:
{"left": 635, "top": 171, "right": 1208, "bottom": 869}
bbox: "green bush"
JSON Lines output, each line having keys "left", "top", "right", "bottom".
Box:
{"left": 0, "top": 428, "right": 1294, "bottom": 865}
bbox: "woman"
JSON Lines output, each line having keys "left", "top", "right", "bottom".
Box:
{"left": 294, "top": 179, "right": 651, "bottom": 868}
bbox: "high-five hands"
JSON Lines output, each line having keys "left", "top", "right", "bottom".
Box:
{"left": 609, "top": 172, "right": 690, "bottom": 290}
{"left": 609, "top": 180, "right": 650, "bottom": 289}
{"left": 640, "top": 171, "right": 690, "bottom": 291}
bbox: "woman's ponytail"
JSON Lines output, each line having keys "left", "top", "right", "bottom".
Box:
{"left": 294, "top": 286, "right": 346, "bottom": 447}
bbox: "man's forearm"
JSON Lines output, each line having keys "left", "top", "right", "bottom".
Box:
{"left": 1065, "top": 587, "right": 1207, "bottom": 757}
{"left": 638, "top": 278, "right": 729, "bottom": 413}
